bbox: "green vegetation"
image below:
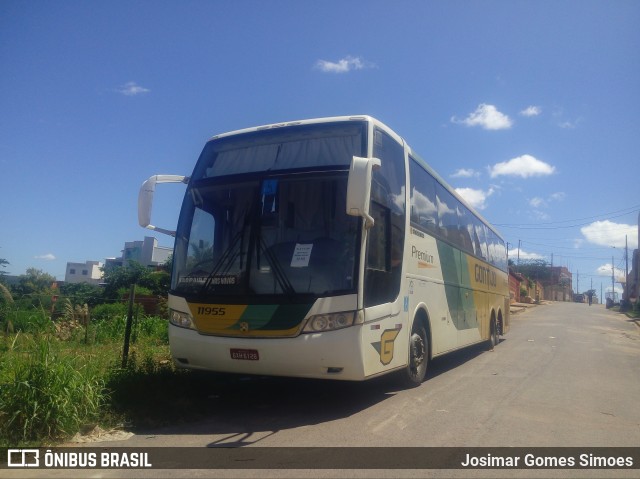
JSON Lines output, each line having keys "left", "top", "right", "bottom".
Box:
{"left": 619, "top": 301, "right": 640, "bottom": 319}
{"left": 0, "top": 258, "right": 211, "bottom": 447}
{"left": 0, "top": 330, "right": 106, "bottom": 445}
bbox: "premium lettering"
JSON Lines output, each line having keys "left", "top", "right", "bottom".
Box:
{"left": 412, "top": 245, "right": 434, "bottom": 264}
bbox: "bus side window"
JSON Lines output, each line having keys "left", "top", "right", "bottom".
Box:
{"left": 409, "top": 159, "right": 437, "bottom": 233}
{"left": 473, "top": 218, "right": 488, "bottom": 260}
{"left": 456, "top": 205, "right": 474, "bottom": 254}
{"left": 436, "top": 184, "right": 458, "bottom": 242}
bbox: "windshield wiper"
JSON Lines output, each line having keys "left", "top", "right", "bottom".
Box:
{"left": 200, "top": 227, "right": 246, "bottom": 294}
{"left": 257, "top": 237, "right": 295, "bottom": 296}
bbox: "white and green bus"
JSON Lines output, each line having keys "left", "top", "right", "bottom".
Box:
{"left": 138, "top": 115, "right": 509, "bottom": 386}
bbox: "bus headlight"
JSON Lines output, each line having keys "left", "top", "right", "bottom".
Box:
{"left": 302, "top": 311, "right": 358, "bottom": 333}
{"left": 170, "top": 309, "right": 195, "bottom": 329}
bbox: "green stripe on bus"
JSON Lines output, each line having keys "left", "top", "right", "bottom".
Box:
{"left": 436, "top": 240, "right": 478, "bottom": 331}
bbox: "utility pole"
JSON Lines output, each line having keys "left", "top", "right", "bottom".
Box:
{"left": 122, "top": 283, "right": 136, "bottom": 368}
{"left": 517, "top": 239, "right": 521, "bottom": 270}
{"left": 624, "top": 235, "right": 629, "bottom": 302}
{"left": 550, "top": 253, "right": 554, "bottom": 302}
{"left": 612, "top": 255, "right": 615, "bottom": 303}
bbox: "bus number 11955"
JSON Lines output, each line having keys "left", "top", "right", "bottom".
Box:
{"left": 197, "top": 306, "right": 227, "bottom": 316}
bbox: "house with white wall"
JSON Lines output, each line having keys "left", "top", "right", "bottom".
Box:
{"left": 104, "top": 236, "right": 172, "bottom": 271}
{"left": 64, "top": 260, "right": 104, "bottom": 285}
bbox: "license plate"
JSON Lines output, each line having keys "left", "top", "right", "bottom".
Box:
{"left": 230, "top": 348, "right": 259, "bottom": 361}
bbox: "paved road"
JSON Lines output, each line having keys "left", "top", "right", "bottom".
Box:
{"left": 108, "top": 302, "right": 640, "bottom": 449}
{"left": 7, "top": 302, "right": 640, "bottom": 478}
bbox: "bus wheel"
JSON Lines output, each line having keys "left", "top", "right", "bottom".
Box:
{"left": 399, "top": 322, "right": 428, "bottom": 387}
{"left": 488, "top": 317, "right": 499, "bottom": 350}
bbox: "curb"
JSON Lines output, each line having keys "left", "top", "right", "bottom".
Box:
{"left": 510, "top": 302, "right": 539, "bottom": 315}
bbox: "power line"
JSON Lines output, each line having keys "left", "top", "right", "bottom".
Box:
{"left": 495, "top": 204, "right": 640, "bottom": 230}
{"left": 518, "top": 239, "right": 616, "bottom": 252}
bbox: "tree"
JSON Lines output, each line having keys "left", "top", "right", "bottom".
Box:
{"left": 101, "top": 260, "right": 171, "bottom": 298}
{"left": 160, "top": 254, "right": 173, "bottom": 274}
{"left": 101, "top": 261, "right": 150, "bottom": 300}
{"left": 0, "top": 257, "right": 9, "bottom": 275}
{"left": 10, "top": 268, "right": 56, "bottom": 309}
{"left": 516, "top": 260, "right": 552, "bottom": 282}
{"left": 13, "top": 268, "right": 56, "bottom": 296}
{"left": 145, "top": 270, "right": 171, "bottom": 296}
{"left": 60, "top": 282, "right": 104, "bottom": 308}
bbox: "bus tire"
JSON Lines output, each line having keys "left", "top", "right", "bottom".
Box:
{"left": 488, "top": 316, "right": 499, "bottom": 350}
{"left": 398, "top": 321, "right": 428, "bottom": 388}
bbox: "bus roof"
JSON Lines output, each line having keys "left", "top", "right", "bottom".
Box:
{"left": 208, "top": 115, "right": 375, "bottom": 141}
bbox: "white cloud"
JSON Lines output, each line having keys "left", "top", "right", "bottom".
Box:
{"left": 34, "top": 253, "right": 56, "bottom": 261}
{"left": 512, "top": 248, "right": 545, "bottom": 261}
{"left": 529, "top": 192, "right": 565, "bottom": 209}
{"left": 580, "top": 220, "right": 638, "bottom": 248}
{"left": 451, "top": 104, "right": 513, "bottom": 130}
{"left": 117, "top": 81, "right": 150, "bottom": 96}
{"left": 596, "top": 263, "right": 626, "bottom": 282}
{"left": 489, "top": 154, "right": 556, "bottom": 178}
{"left": 455, "top": 187, "right": 495, "bottom": 210}
{"left": 314, "top": 56, "right": 374, "bottom": 73}
{"left": 451, "top": 168, "right": 479, "bottom": 179}
{"left": 520, "top": 106, "right": 541, "bottom": 117}
{"left": 529, "top": 197, "right": 546, "bottom": 208}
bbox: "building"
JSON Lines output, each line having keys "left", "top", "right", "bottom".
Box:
{"left": 67, "top": 237, "right": 172, "bottom": 283}
{"left": 64, "top": 261, "right": 104, "bottom": 284}
{"left": 105, "top": 236, "right": 172, "bottom": 270}
{"left": 64, "top": 260, "right": 103, "bottom": 285}
{"left": 629, "top": 248, "right": 639, "bottom": 304}
{"left": 122, "top": 236, "right": 172, "bottom": 267}
{"left": 509, "top": 270, "right": 525, "bottom": 303}
{"left": 510, "top": 263, "right": 573, "bottom": 302}
{"left": 543, "top": 266, "right": 573, "bottom": 302}
{"left": 623, "top": 212, "right": 639, "bottom": 306}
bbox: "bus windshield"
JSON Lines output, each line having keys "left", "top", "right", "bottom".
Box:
{"left": 172, "top": 123, "right": 364, "bottom": 298}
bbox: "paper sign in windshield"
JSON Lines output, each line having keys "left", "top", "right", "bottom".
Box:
{"left": 291, "top": 243, "right": 313, "bottom": 268}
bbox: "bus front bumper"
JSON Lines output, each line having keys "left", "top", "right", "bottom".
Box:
{"left": 168, "top": 323, "right": 367, "bottom": 381}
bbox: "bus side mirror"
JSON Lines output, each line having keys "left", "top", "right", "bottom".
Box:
{"left": 346, "top": 156, "right": 381, "bottom": 230}
{"left": 138, "top": 174, "right": 190, "bottom": 237}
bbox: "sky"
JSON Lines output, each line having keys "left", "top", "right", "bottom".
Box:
{"left": 1, "top": 0, "right": 639, "bottom": 298}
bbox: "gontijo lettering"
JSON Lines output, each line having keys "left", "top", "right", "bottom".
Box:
{"left": 474, "top": 264, "right": 497, "bottom": 287}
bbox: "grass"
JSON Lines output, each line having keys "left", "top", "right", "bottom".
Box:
{"left": 105, "top": 352, "right": 214, "bottom": 429}
{"left": 611, "top": 303, "right": 640, "bottom": 319}
{"left": 0, "top": 332, "right": 106, "bottom": 445}
{"left": 0, "top": 306, "right": 212, "bottom": 447}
